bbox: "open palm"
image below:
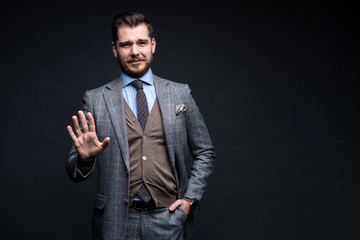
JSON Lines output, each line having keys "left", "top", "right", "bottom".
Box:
{"left": 67, "top": 111, "right": 110, "bottom": 160}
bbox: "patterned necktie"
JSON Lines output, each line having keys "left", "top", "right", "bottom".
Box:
{"left": 131, "top": 79, "right": 152, "bottom": 202}
{"left": 131, "top": 80, "right": 149, "bottom": 130}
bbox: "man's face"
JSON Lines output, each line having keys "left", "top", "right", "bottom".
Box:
{"left": 112, "top": 23, "right": 156, "bottom": 78}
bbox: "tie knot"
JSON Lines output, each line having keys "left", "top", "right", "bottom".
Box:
{"left": 131, "top": 79, "right": 143, "bottom": 90}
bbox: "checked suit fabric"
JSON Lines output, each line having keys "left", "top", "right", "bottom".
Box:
{"left": 131, "top": 79, "right": 152, "bottom": 202}
{"left": 66, "top": 74, "right": 216, "bottom": 239}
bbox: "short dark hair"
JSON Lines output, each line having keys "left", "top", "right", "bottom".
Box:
{"left": 111, "top": 12, "right": 153, "bottom": 43}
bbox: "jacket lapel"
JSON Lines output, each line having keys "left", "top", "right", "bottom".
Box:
{"left": 103, "top": 77, "right": 130, "bottom": 172}
{"left": 153, "top": 75, "right": 176, "bottom": 171}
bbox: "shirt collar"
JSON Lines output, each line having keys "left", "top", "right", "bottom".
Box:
{"left": 121, "top": 68, "right": 154, "bottom": 88}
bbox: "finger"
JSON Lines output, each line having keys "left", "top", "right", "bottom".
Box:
{"left": 72, "top": 115, "right": 82, "bottom": 136}
{"left": 169, "top": 200, "right": 182, "bottom": 211}
{"left": 87, "top": 112, "right": 96, "bottom": 132}
{"left": 101, "top": 137, "right": 110, "bottom": 149}
{"left": 66, "top": 125, "right": 78, "bottom": 142}
{"left": 78, "top": 111, "right": 88, "bottom": 132}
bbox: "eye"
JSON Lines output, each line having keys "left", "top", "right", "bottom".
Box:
{"left": 138, "top": 40, "right": 148, "bottom": 46}
{"left": 119, "top": 42, "right": 131, "bottom": 48}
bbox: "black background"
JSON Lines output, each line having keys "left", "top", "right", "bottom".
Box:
{"left": 1, "top": 1, "right": 359, "bottom": 239}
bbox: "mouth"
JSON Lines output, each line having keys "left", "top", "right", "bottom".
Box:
{"left": 129, "top": 59, "right": 144, "bottom": 65}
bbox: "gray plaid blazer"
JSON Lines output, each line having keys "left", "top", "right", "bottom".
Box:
{"left": 66, "top": 75, "right": 215, "bottom": 239}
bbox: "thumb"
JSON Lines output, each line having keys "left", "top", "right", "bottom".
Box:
{"left": 169, "top": 200, "right": 181, "bottom": 212}
{"left": 101, "top": 137, "right": 110, "bottom": 148}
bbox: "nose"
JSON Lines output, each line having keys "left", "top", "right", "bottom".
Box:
{"left": 131, "top": 45, "right": 139, "bottom": 56}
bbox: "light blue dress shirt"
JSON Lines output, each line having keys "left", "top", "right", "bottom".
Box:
{"left": 121, "top": 69, "right": 157, "bottom": 118}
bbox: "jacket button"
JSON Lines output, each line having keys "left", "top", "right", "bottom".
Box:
{"left": 124, "top": 198, "right": 128, "bottom": 205}
{"left": 142, "top": 156, "right": 147, "bottom": 161}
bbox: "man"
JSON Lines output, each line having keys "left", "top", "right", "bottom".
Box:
{"left": 66, "top": 12, "right": 215, "bottom": 240}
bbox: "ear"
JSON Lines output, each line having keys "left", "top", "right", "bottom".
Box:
{"left": 112, "top": 42, "right": 118, "bottom": 57}
{"left": 151, "top": 38, "right": 156, "bottom": 54}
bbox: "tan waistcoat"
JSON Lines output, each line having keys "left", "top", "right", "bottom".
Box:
{"left": 124, "top": 99, "right": 177, "bottom": 207}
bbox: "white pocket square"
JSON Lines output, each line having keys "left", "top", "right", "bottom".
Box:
{"left": 175, "top": 104, "right": 187, "bottom": 116}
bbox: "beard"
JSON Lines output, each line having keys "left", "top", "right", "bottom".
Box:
{"left": 117, "top": 54, "right": 153, "bottom": 78}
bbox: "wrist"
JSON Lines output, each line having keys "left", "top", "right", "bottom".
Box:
{"left": 182, "top": 198, "right": 198, "bottom": 210}
{"left": 77, "top": 156, "right": 95, "bottom": 167}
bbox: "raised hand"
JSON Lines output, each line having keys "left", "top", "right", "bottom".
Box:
{"left": 67, "top": 111, "right": 110, "bottom": 160}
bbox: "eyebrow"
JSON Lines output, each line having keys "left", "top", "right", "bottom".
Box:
{"left": 118, "top": 41, "right": 131, "bottom": 45}
{"left": 118, "top": 39, "right": 149, "bottom": 45}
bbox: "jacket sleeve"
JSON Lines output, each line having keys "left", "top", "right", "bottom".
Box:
{"left": 183, "top": 84, "right": 215, "bottom": 203}
{"left": 66, "top": 91, "right": 97, "bottom": 182}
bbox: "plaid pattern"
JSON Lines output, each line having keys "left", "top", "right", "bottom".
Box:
{"left": 66, "top": 75, "right": 215, "bottom": 239}
{"left": 125, "top": 207, "right": 185, "bottom": 240}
